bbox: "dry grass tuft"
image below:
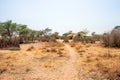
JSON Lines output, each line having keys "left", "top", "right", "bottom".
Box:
{"left": 78, "top": 50, "right": 85, "bottom": 53}
{"left": 57, "top": 51, "right": 63, "bottom": 57}
{"left": 72, "top": 42, "right": 120, "bottom": 79}
{"left": 0, "top": 67, "right": 7, "bottom": 74}
{"left": 27, "top": 46, "right": 35, "bottom": 51}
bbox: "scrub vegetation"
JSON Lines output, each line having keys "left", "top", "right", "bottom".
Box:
{"left": 0, "top": 20, "right": 120, "bottom": 80}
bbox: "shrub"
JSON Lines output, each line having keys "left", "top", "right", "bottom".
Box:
{"left": 102, "top": 29, "right": 120, "bottom": 47}
{"left": 49, "top": 37, "right": 56, "bottom": 42}
{"left": 73, "top": 35, "right": 95, "bottom": 43}
{"left": 73, "top": 36, "right": 83, "bottom": 42}
{"left": 39, "top": 36, "right": 57, "bottom": 42}
{"left": 63, "top": 37, "right": 69, "bottom": 42}
{"left": 0, "top": 38, "right": 20, "bottom": 49}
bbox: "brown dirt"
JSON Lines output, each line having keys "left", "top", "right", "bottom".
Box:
{"left": 0, "top": 42, "right": 80, "bottom": 80}
{"left": 1, "top": 41, "right": 119, "bottom": 80}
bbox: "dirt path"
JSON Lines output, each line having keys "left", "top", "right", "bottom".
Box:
{"left": 59, "top": 44, "right": 79, "bottom": 80}
{"left": 28, "top": 43, "right": 102, "bottom": 80}
{"left": 54, "top": 44, "right": 79, "bottom": 80}
{"left": 0, "top": 43, "right": 83, "bottom": 80}
{"left": 27, "top": 43, "right": 80, "bottom": 80}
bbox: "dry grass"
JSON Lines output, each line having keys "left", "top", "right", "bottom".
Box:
{"left": 35, "top": 42, "right": 69, "bottom": 69}
{"left": 1, "top": 41, "right": 120, "bottom": 79}
{"left": 0, "top": 51, "right": 31, "bottom": 76}
{"left": 70, "top": 42, "right": 120, "bottom": 80}
{"left": 0, "top": 42, "right": 69, "bottom": 80}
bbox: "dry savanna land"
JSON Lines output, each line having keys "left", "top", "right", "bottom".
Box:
{"left": 1, "top": 0, "right": 120, "bottom": 80}
{"left": 0, "top": 21, "right": 120, "bottom": 80}
{"left": 0, "top": 41, "right": 120, "bottom": 80}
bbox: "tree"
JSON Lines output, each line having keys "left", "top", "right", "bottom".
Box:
{"left": 0, "top": 20, "right": 17, "bottom": 38}
{"left": 114, "top": 26, "right": 120, "bottom": 29}
{"left": 43, "top": 28, "right": 52, "bottom": 36}
{"left": 51, "top": 32, "right": 59, "bottom": 39}
{"left": 17, "top": 24, "right": 29, "bottom": 37}
{"left": 62, "top": 30, "right": 73, "bottom": 37}
{"left": 29, "top": 30, "right": 39, "bottom": 41}
{"left": 91, "top": 32, "right": 95, "bottom": 36}
{"left": 78, "top": 29, "right": 89, "bottom": 36}
{"left": 36, "top": 30, "right": 44, "bottom": 37}
{"left": 91, "top": 32, "right": 101, "bottom": 42}
{"left": 16, "top": 24, "right": 33, "bottom": 42}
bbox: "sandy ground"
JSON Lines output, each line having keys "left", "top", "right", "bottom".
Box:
{"left": 27, "top": 44, "right": 80, "bottom": 80}
{"left": 0, "top": 43, "right": 80, "bottom": 80}
{"left": 0, "top": 41, "right": 111, "bottom": 80}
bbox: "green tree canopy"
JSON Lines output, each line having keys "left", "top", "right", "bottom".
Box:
{"left": 114, "top": 26, "right": 120, "bottom": 29}
{"left": 0, "top": 20, "right": 17, "bottom": 38}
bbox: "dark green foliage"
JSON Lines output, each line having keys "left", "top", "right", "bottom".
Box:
{"left": 114, "top": 26, "right": 120, "bottom": 29}
{"left": 0, "top": 20, "right": 59, "bottom": 49}
{"left": 0, "top": 20, "right": 17, "bottom": 38}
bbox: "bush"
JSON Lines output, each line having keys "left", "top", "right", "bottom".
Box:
{"left": 39, "top": 36, "right": 57, "bottom": 42}
{"left": 0, "top": 38, "right": 20, "bottom": 49}
{"left": 39, "top": 36, "right": 50, "bottom": 42}
{"left": 84, "top": 36, "right": 95, "bottom": 43}
{"left": 102, "top": 29, "right": 120, "bottom": 47}
{"left": 73, "top": 36, "right": 83, "bottom": 42}
{"left": 63, "top": 37, "right": 69, "bottom": 42}
{"left": 73, "top": 35, "right": 95, "bottom": 43}
{"left": 49, "top": 37, "right": 56, "bottom": 42}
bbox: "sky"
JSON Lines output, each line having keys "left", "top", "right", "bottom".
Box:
{"left": 0, "top": 0, "right": 120, "bottom": 34}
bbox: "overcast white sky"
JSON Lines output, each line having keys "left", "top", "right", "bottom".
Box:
{"left": 0, "top": 0, "right": 120, "bottom": 34}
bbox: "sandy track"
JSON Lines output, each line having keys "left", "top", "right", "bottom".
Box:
{"left": 51, "top": 44, "right": 79, "bottom": 80}
{"left": 27, "top": 44, "right": 80, "bottom": 80}
{"left": 0, "top": 43, "right": 80, "bottom": 80}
